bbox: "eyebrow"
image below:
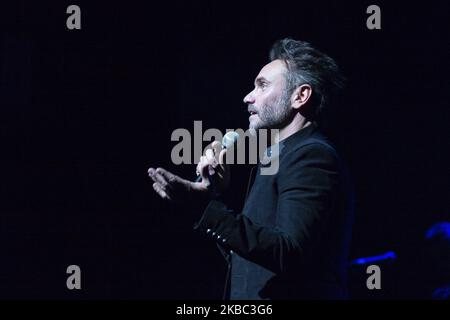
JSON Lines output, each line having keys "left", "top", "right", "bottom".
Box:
{"left": 254, "top": 76, "right": 270, "bottom": 86}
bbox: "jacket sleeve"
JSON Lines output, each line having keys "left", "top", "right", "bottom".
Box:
{"left": 193, "top": 143, "right": 340, "bottom": 274}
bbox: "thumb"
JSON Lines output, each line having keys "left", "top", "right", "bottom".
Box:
{"left": 218, "top": 149, "right": 228, "bottom": 169}
{"left": 211, "top": 140, "right": 221, "bottom": 153}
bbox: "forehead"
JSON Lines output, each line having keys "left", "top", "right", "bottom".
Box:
{"left": 256, "top": 59, "right": 287, "bottom": 81}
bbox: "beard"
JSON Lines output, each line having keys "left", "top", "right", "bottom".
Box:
{"left": 249, "top": 89, "right": 294, "bottom": 131}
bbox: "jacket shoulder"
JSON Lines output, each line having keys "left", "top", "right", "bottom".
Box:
{"left": 285, "top": 133, "right": 338, "bottom": 162}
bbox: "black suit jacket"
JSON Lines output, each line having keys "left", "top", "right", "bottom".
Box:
{"left": 194, "top": 123, "right": 354, "bottom": 299}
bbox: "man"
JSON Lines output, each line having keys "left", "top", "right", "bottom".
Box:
{"left": 148, "top": 38, "right": 354, "bottom": 299}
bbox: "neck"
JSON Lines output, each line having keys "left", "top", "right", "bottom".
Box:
{"left": 274, "top": 114, "right": 312, "bottom": 144}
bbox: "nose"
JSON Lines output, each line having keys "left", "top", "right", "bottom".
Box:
{"left": 243, "top": 90, "right": 255, "bottom": 105}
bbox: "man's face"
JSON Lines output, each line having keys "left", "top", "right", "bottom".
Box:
{"left": 243, "top": 59, "right": 293, "bottom": 130}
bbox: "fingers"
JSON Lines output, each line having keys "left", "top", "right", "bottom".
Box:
{"left": 149, "top": 167, "right": 183, "bottom": 187}
{"left": 148, "top": 167, "right": 159, "bottom": 183}
{"left": 219, "top": 149, "right": 227, "bottom": 167}
{"left": 205, "top": 149, "right": 218, "bottom": 169}
{"left": 199, "top": 142, "right": 230, "bottom": 191}
{"left": 205, "top": 148, "right": 226, "bottom": 179}
{"left": 148, "top": 167, "right": 177, "bottom": 200}
{"left": 158, "top": 167, "right": 195, "bottom": 192}
{"left": 152, "top": 181, "right": 172, "bottom": 200}
{"left": 211, "top": 141, "right": 221, "bottom": 155}
{"left": 199, "top": 141, "right": 227, "bottom": 177}
{"left": 198, "top": 155, "right": 212, "bottom": 177}
{"left": 152, "top": 168, "right": 170, "bottom": 189}
{"left": 156, "top": 167, "right": 179, "bottom": 185}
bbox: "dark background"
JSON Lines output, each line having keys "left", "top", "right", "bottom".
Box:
{"left": 0, "top": 1, "right": 448, "bottom": 299}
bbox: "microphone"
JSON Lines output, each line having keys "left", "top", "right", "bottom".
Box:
{"left": 195, "top": 131, "right": 239, "bottom": 182}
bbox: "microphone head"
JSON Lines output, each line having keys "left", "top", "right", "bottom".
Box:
{"left": 222, "top": 131, "right": 239, "bottom": 149}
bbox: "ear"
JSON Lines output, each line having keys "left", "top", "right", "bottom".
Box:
{"left": 291, "top": 84, "right": 312, "bottom": 111}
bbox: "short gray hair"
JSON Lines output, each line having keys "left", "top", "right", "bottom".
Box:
{"left": 269, "top": 38, "right": 345, "bottom": 123}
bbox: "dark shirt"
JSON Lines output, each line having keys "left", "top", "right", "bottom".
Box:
{"left": 194, "top": 123, "right": 354, "bottom": 299}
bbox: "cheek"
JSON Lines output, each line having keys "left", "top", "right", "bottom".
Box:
{"left": 257, "top": 91, "right": 274, "bottom": 108}
{"left": 261, "top": 93, "right": 280, "bottom": 110}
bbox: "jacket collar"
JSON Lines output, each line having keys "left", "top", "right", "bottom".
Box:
{"left": 261, "top": 122, "right": 318, "bottom": 163}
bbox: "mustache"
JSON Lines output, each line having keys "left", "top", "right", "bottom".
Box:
{"left": 247, "top": 105, "right": 258, "bottom": 113}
